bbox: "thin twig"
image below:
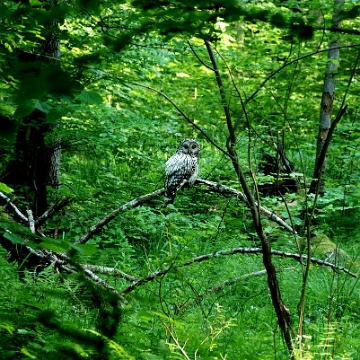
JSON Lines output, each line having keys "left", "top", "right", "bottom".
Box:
{"left": 35, "top": 197, "right": 72, "bottom": 227}
{"left": 186, "top": 40, "right": 215, "bottom": 71}
{"left": 245, "top": 43, "right": 360, "bottom": 106}
{"left": 128, "top": 81, "right": 230, "bottom": 158}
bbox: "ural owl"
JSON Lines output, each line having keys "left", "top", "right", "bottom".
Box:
{"left": 165, "top": 138, "right": 200, "bottom": 204}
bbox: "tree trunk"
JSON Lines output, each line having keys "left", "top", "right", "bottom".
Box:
{"left": 309, "top": 0, "right": 344, "bottom": 194}
{"left": 2, "top": 1, "right": 61, "bottom": 216}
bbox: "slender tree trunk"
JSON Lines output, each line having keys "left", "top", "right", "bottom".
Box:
{"left": 42, "top": 4, "right": 62, "bottom": 191}
{"left": 204, "top": 39, "right": 293, "bottom": 354}
{"left": 310, "top": 0, "right": 344, "bottom": 194}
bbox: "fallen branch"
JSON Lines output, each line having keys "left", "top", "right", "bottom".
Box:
{"left": 82, "top": 268, "right": 128, "bottom": 305}
{"left": 122, "top": 247, "right": 356, "bottom": 294}
{"left": 82, "top": 264, "right": 138, "bottom": 282}
{"left": 33, "top": 250, "right": 128, "bottom": 304}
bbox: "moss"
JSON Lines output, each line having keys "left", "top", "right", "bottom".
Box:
{"left": 310, "top": 234, "right": 347, "bottom": 264}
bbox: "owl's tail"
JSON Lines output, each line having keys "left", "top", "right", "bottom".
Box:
{"left": 165, "top": 190, "right": 177, "bottom": 204}
{"left": 165, "top": 178, "right": 188, "bottom": 205}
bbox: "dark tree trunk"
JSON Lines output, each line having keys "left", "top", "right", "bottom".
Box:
{"left": 2, "top": 0, "right": 61, "bottom": 216}
{"left": 2, "top": 110, "right": 59, "bottom": 216}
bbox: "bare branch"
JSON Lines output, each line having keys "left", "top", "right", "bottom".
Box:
{"left": 204, "top": 38, "right": 293, "bottom": 351}
{"left": 195, "top": 179, "right": 296, "bottom": 234}
{"left": 74, "top": 187, "right": 166, "bottom": 246}
{"left": 82, "top": 268, "right": 128, "bottom": 305}
{"left": 204, "top": 39, "right": 236, "bottom": 148}
{"left": 122, "top": 247, "right": 356, "bottom": 294}
{"left": 82, "top": 264, "right": 138, "bottom": 282}
{"left": 26, "top": 210, "right": 35, "bottom": 234}
{"left": 0, "top": 191, "right": 28, "bottom": 223}
{"left": 35, "top": 197, "right": 72, "bottom": 227}
{"left": 178, "top": 267, "right": 296, "bottom": 314}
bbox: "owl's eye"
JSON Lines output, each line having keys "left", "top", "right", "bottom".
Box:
{"left": 183, "top": 144, "right": 189, "bottom": 149}
{"left": 191, "top": 144, "right": 197, "bottom": 149}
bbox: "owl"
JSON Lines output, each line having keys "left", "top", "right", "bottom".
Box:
{"left": 165, "top": 138, "right": 200, "bottom": 204}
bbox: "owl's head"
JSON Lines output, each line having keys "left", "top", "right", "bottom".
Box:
{"left": 178, "top": 138, "right": 200, "bottom": 157}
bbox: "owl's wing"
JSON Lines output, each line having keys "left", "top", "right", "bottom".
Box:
{"left": 165, "top": 153, "right": 187, "bottom": 176}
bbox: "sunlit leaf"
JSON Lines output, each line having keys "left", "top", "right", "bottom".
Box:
{"left": 77, "top": 90, "right": 103, "bottom": 104}
{"left": 0, "top": 183, "right": 13, "bottom": 194}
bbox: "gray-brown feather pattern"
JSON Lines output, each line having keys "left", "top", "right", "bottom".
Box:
{"left": 165, "top": 139, "right": 200, "bottom": 203}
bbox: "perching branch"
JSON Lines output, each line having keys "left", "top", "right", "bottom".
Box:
{"left": 73, "top": 187, "right": 166, "bottom": 246}
{"left": 73, "top": 179, "right": 296, "bottom": 248}
{"left": 196, "top": 179, "right": 296, "bottom": 234}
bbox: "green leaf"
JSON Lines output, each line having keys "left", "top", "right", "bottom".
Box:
{"left": 71, "top": 243, "right": 97, "bottom": 256}
{"left": 21, "top": 347, "right": 36, "bottom": 359}
{"left": 29, "top": 0, "right": 42, "bottom": 6}
{"left": 13, "top": 101, "right": 36, "bottom": 119}
{"left": 0, "top": 183, "right": 13, "bottom": 194}
{"left": 0, "top": 323, "right": 15, "bottom": 335}
{"left": 35, "top": 101, "right": 53, "bottom": 114}
{"left": 3, "top": 231, "right": 24, "bottom": 244}
{"left": 77, "top": 90, "right": 103, "bottom": 105}
{"left": 46, "top": 106, "right": 68, "bottom": 123}
{"left": 39, "top": 240, "right": 70, "bottom": 253}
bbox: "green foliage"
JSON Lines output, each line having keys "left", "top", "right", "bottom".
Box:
{"left": 2, "top": 0, "right": 360, "bottom": 359}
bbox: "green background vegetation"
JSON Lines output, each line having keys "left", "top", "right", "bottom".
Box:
{"left": 1, "top": 0, "right": 360, "bottom": 358}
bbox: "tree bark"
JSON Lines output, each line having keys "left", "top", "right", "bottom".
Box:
{"left": 310, "top": 0, "right": 344, "bottom": 194}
